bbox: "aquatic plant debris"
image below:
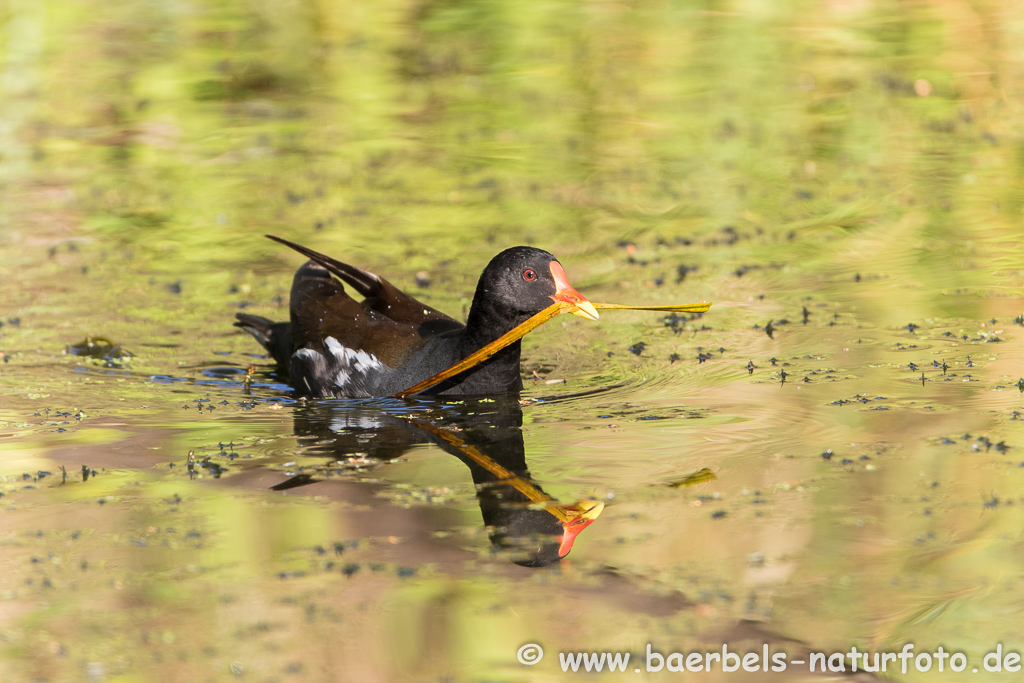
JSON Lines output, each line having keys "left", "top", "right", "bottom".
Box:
{"left": 666, "top": 467, "right": 717, "bottom": 488}
{"left": 66, "top": 337, "right": 131, "bottom": 359}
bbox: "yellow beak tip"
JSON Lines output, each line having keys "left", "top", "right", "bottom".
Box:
{"left": 572, "top": 302, "right": 600, "bottom": 321}
{"left": 580, "top": 499, "right": 604, "bottom": 520}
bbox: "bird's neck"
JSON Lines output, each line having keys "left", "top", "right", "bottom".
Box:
{"left": 465, "top": 339, "right": 524, "bottom": 393}
{"left": 455, "top": 302, "right": 528, "bottom": 392}
{"left": 462, "top": 296, "right": 532, "bottom": 350}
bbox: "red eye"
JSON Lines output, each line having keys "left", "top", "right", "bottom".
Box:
{"left": 523, "top": 269, "right": 537, "bottom": 281}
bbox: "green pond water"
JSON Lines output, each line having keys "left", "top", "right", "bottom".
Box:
{"left": 3, "top": 0, "right": 1024, "bottom": 681}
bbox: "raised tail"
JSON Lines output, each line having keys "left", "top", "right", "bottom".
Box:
{"left": 234, "top": 313, "right": 293, "bottom": 372}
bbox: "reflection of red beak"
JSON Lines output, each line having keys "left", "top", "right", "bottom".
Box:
{"left": 557, "top": 500, "right": 605, "bottom": 557}
{"left": 549, "top": 261, "right": 600, "bottom": 321}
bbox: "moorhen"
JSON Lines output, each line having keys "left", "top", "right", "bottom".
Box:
{"left": 235, "top": 236, "right": 599, "bottom": 397}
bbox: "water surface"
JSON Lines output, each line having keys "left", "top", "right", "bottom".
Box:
{"left": 3, "top": 1, "right": 1024, "bottom": 681}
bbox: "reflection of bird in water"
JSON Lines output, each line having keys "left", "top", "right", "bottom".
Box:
{"left": 235, "top": 236, "right": 598, "bottom": 398}
{"left": 277, "top": 395, "right": 600, "bottom": 567}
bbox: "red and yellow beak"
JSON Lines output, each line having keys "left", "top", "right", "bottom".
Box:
{"left": 556, "top": 499, "right": 605, "bottom": 557}
{"left": 549, "top": 261, "right": 599, "bottom": 321}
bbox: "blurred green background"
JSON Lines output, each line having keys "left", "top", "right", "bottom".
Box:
{"left": 3, "top": 1, "right": 1024, "bottom": 681}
